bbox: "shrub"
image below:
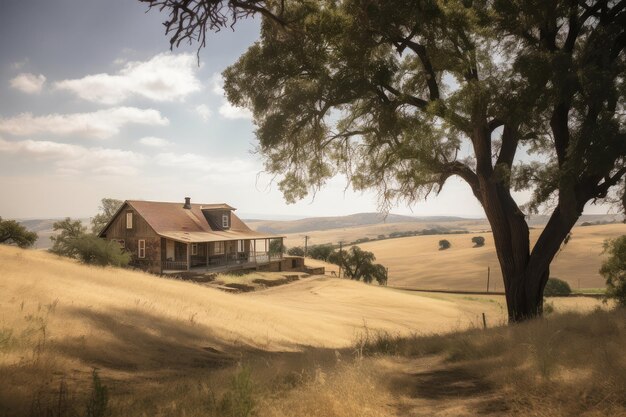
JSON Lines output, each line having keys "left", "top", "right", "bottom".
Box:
{"left": 287, "top": 246, "right": 305, "bottom": 256}
{"left": 471, "top": 236, "right": 485, "bottom": 247}
{"left": 72, "top": 235, "right": 131, "bottom": 267}
{"left": 308, "top": 244, "right": 334, "bottom": 261}
{"left": 217, "top": 366, "right": 255, "bottom": 417}
{"left": 544, "top": 278, "right": 572, "bottom": 296}
{"left": 438, "top": 239, "right": 451, "bottom": 250}
{"left": 49, "top": 217, "right": 87, "bottom": 257}
{"left": 268, "top": 239, "right": 285, "bottom": 255}
{"left": 600, "top": 235, "right": 626, "bottom": 307}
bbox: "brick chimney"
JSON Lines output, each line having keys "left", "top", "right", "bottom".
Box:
{"left": 183, "top": 197, "right": 191, "bottom": 209}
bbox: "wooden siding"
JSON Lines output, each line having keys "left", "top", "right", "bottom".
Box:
{"left": 101, "top": 202, "right": 161, "bottom": 273}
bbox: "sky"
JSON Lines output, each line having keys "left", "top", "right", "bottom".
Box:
{"left": 0, "top": 0, "right": 613, "bottom": 220}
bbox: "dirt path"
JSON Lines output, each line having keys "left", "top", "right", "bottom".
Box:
{"left": 375, "top": 356, "right": 509, "bottom": 416}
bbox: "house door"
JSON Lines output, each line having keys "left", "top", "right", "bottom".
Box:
{"left": 166, "top": 240, "right": 175, "bottom": 260}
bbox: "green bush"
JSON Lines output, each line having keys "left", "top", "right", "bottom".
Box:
{"left": 544, "top": 278, "right": 572, "bottom": 296}
{"left": 72, "top": 235, "right": 131, "bottom": 267}
{"left": 438, "top": 239, "right": 451, "bottom": 250}
{"left": 308, "top": 244, "right": 334, "bottom": 261}
{"left": 600, "top": 235, "right": 626, "bottom": 307}
{"left": 287, "top": 246, "right": 305, "bottom": 256}
{"left": 471, "top": 236, "right": 485, "bottom": 247}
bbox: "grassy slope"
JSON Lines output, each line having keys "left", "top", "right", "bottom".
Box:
{"left": 313, "top": 224, "right": 625, "bottom": 291}
{"left": 0, "top": 245, "right": 622, "bottom": 417}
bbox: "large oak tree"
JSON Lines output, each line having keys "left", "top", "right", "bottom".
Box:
{"left": 143, "top": 0, "right": 626, "bottom": 321}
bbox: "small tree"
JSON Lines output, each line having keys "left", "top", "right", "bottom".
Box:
{"left": 328, "top": 246, "right": 387, "bottom": 285}
{"left": 439, "top": 240, "right": 451, "bottom": 250}
{"left": 287, "top": 246, "right": 305, "bottom": 257}
{"left": 600, "top": 236, "right": 626, "bottom": 307}
{"left": 543, "top": 278, "right": 572, "bottom": 296}
{"left": 268, "top": 238, "right": 285, "bottom": 255}
{"left": 472, "top": 236, "right": 485, "bottom": 248}
{"left": 91, "top": 198, "right": 123, "bottom": 234}
{"left": 72, "top": 235, "right": 130, "bottom": 267}
{"left": 308, "top": 244, "right": 334, "bottom": 261}
{"left": 0, "top": 217, "right": 38, "bottom": 248}
{"left": 49, "top": 217, "right": 87, "bottom": 258}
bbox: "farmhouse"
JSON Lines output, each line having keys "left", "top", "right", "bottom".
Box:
{"left": 98, "top": 198, "right": 297, "bottom": 274}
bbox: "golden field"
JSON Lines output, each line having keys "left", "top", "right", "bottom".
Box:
{"left": 0, "top": 244, "right": 624, "bottom": 416}
{"left": 295, "top": 223, "right": 626, "bottom": 291}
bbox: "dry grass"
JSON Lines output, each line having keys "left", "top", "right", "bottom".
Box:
{"left": 330, "top": 224, "right": 626, "bottom": 291}
{"left": 1, "top": 245, "right": 623, "bottom": 416}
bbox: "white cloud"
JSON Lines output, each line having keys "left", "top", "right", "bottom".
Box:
{"left": 195, "top": 104, "right": 212, "bottom": 122}
{"left": 219, "top": 102, "right": 253, "bottom": 120}
{"left": 0, "top": 107, "right": 169, "bottom": 139}
{"left": 55, "top": 53, "right": 202, "bottom": 104}
{"left": 154, "top": 152, "right": 254, "bottom": 174}
{"left": 209, "top": 73, "right": 225, "bottom": 95}
{"left": 0, "top": 138, "right": 145, "bottom": 176}
{"left": 140, "top": 136, "right": 170, "bottom": 148}
{"left": 10, "top": 73, "right": 46, "bottom": 94}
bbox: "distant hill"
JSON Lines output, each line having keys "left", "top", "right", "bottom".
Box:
{"left": 16, "top": 218, "right": 91, "bottom": 249}
{"left": 246, "top": 212, "right": 469, "bottom": 234}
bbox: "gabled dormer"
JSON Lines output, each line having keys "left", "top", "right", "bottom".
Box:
{"left": 200, "top": 206, "right": 233, "bottom": 231}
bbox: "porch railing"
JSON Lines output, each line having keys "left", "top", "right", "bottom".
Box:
{"left": 162, "top": 251, "right": 283, "bottom": 271}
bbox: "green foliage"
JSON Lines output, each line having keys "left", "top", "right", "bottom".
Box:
{"left": 328, "top": 246, "right": 387, "bottom": 285}
{"left": 268, "top": 239, "right": 285, "bottom": 255}
{"left": 91, "top": 198, "right": 123, "bottom": 234}
{"left": 287, "top": 246, "right": 305, "bottom": 256}
{"left": 146, "top": 0, "right": 626, "bottom": 319}
{"left": 49, "top": 217, "right": 87, "bottom": 257}
{"left": 600, "top": 236, "right": 626, "bottom": 307}
{"left": 86, "top": 369, "right": 108, "bottom": 417}
{"left": 214, "top": 366, "right": 255, "bottom": 417}
{"left": 471, "top": 236, "right": 485, "bottom": 247}
{"left": 544, "top": 278, "right": 572, "bottom": 297}
{"left": 438, "top": 239, "right": 451, "bottom": 250}
{"left": 0, "top": 217, "right": 37, "bottom": 248}
{"left": 72, "top": 235, "right": 131, "bottom": 267}
{"left": 308, "top": 244, "right": 334, "bottom": 261}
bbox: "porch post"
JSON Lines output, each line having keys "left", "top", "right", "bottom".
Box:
{"left": 206, "top": 242, "right": 209, "bottom": 269}
{"left": 186, "top": 243, "right": 191, "bottom": 271}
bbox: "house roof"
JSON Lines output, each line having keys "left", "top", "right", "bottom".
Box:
{"left": 100, "top": 200, "right": 283, "bottom": 243}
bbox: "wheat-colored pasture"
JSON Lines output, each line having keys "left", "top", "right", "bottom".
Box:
{"left": 329, "top": 224, "right": 626, "bottom": 291}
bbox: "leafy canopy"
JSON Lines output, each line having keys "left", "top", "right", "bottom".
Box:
{"left": 91, "top": 198, "right": 123, "bottom": 234}
{"left": 218, "top": 0, "right": 625, "bottom": 213}
{"left": 0, "top": 217, "right": 38, "bottom": 248}
{"left": 50, "top": 217, "right": 87, "bottom": 258}
{"left": 329, "top": 246, "right": 388, "bottom": 285}
{"left": 601, "top": 235, "right": 626, "bottom": 307}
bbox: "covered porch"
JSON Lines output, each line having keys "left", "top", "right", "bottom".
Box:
{"left": 160, "top": 237, "right": 283, "bottom": 273}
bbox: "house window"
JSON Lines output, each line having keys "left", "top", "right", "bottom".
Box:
{"left": 191, "top": 243, "right": 198, "bottom": 256}
{"left": 237, "top": 240, "right": 245, "bottom": 253}
{"left": 214, "top": 241, "right": 225, "bottom": 255}
{"left": 126, "top": 212, "right": 133, "bottom": 229}
{"left": 138, "top": 240, "right": 145, "bottom": 258}
{"left": 222, "top": 213, "right": 229, "bottom": 228}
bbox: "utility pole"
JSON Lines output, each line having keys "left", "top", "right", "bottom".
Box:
{"left": 338, "top": 241, "right": 343, "bottom": 279}
{"left": 486, "top": 266, "right": 490, "bottom": 293}
{"left": 304, "top": 235, "right": 309, "bottom": 258}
